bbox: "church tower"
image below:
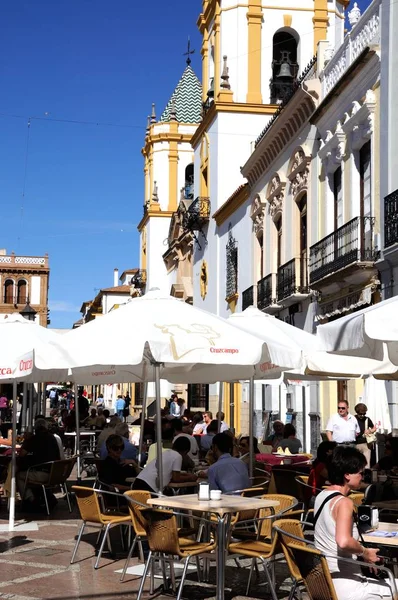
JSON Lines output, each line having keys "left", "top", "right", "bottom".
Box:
{"left": 138, "top": 60, "right": 202, "bottom": 294}
{"left": 192, "top": 0, "right": 349, "bottom": 315}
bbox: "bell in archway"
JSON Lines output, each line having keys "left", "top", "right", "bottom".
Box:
{"left": 276, "top": 50, "right": 294, "bottom": 79}
{"left": 277, "top": 60, "right": 293, "bottom": 79}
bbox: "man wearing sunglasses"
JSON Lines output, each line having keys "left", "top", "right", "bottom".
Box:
{"left": 325, "top": 399, "right": 360, "bottom": 445}
{"left": 98, "top": 434, "right": 139, "bottom": 491}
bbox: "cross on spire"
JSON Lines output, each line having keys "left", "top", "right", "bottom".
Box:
{"left": 183, "top": 36, "right": 195, "bottom": 66}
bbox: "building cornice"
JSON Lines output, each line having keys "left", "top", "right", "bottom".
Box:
{"left": 137, "top": 210, "right": 174, "bottom": 232}
{"left": 311, "top": 48, "right": 376, "bottom": 124}
{"left": 191, "top": 101, "right": 277, "bottom": 149}
{"left": 242, "top": 86, "right": 317, "bottom": 187}
{"left": 213, "top": 183, "right": 250, "bottom": 226}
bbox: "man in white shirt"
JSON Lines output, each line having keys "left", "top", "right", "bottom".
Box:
{"left": 193, "top": 411, "right": 213, "bottom": 435}
{"left": 132, "top": 436, "right": 197, "bottom": 493}
{"left": 172, "top": 419, "right": 199, "bottom": 464}
{"left": 326, "top": 399, "right": 360, "bottom": 444}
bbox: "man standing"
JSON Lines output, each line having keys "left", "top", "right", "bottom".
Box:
{"left": 325, "top": 399, "right": 360, "bottom": 444}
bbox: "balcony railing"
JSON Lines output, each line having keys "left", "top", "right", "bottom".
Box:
{"left": 242, "top": 286, "right": 254, "bottom": 311}
{"left": 183, "top": 197, "right": 211, "bottom": 232}
{"left": 277, "top": 257, "right": 309, "bottom": 302}
{"left": 257, "top": 274, "right": 277, "bottom": 311}
{"left": 130, "top": 269, "right": 147, "bottom": 289}
{"left": 309, "top": 216, "right": 379, "bottom": 284}
{"left": 385, "top": 190, "right": 398, "bottom": 249}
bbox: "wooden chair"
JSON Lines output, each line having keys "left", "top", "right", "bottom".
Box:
{"left": 22, "top": 457, "right": 76, "bottom": 515}
{"left": 137, "top": 507, "right": 216, "bottom": 600}
{"left": 71, "top": 486, "right": 131, "bottom": 569}
{"left": 274, "top": 518, "right": 398, "bottom": 600}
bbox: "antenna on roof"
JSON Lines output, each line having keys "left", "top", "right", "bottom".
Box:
{"left": 183, "top": 36, "right": 195, "bottom": 66}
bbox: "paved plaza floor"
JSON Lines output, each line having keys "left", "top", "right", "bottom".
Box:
{"left": 0, "top": 486, "right": 300, "bottom": 600}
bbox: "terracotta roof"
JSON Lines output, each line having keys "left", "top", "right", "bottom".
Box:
{"left": 100, "top": 285, "right": 131, "bottom": 293}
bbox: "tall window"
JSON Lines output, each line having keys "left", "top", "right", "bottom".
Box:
{"left": 298, "top": 195, "right": 307, "bottom": 289}
{"left": 359, "top": 141, "right": 372, "bottom": 255}
{"left": 17, "top": 280, "right": 27, "bottom": 305}
{"left": 257, "top": 232, "right": 264, "bottom": 280}
{"left": 275, "top": 217, "right": 283, "bottom": 269}
{"left": 360, "top": 141, "right": 371, "bottom": 218}
{"left": 187, "top": 384, "right": 209, "bottom": 411}
{"left": 3, "top": 280, "right": 13, "bottom": 304}
{"left": 184, "top": 163, "right": 194, "bottom": 199}
{"left": 226, "top": 230, "right": 238, "bottom": 298}
{"left": 333, "top": 167, "right": 343, "bottom": 229}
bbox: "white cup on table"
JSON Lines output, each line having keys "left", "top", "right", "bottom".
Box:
{"left": 210, "top": 489, "right": 222, "bottom": 501}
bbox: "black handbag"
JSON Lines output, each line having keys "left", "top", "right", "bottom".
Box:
{"left": 353, "top": 512, "right": 389, "bottom": 580}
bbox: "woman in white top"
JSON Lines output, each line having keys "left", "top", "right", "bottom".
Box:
{"left": 314, "top": 446, "right": 395, "bottom": 600}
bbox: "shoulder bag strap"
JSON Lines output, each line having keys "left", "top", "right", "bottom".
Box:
{"left": 313, "top": 492, "right": 343, "bottom": 528}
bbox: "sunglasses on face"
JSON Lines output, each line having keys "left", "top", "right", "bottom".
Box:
{"left": 111, "top": 445, "right": 124, "bottom": 451}
{"left": 357, "top": 412, "right": 367, "bottom": 416}
{"left": 338, "top": 407, "right": 347, "bottom": 410}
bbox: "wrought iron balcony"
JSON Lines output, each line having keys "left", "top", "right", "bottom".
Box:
{"left": 183, "top": 197, "right": 211, "bottom": 232}
{"left": 257, "top": 273, "right": 279, "bottom": 312}
{"left": 277, "top": 257, "right": 309, "bottom": 304}
{"left": 130, "top": 269, "right": 147, "bottom": 289}
{"left": 309, "top": 216, "right": 379, "bottom": 286}
{"left": 242, "top": 286, "right": 254, "bottom": 311}
{"left": 385, "top": 190, "right": 398, "bottom": 249}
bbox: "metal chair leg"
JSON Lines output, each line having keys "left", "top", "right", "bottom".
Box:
{"left": 70, "top": 521, "right": 85, "bottom": 564}
{"left": 195, "top": 555, "right": 201, "bottom": 582}
{"left": 138, "top": 539, "right": 144, "bottom": 562}
{"left": 120, "top": 535, "right": 138, "bottom": 581}
{"left": 246, "top": 557, "right": 256, "bottom": 595}
{"left": 95, "top": 523, "right": 111, "bottom": 569}
{"left": 96, "top": 525, "right": 104, "bottom": 546}
{"left": 169, "top": 557, "right": 176, "bottom": 592}
{"left": 63, "top": 484, "right": 72, "bottom": 513}
{"left": 261, "top": 558, "right": 278, "bottom": 600}
{"left": 160, "top": 555, "right": 168, "bottom": 590}
{"left": 42, "top": 486, "right": 50, "bottom": 516}
{"left": 176, "top": 556, "right": 191, "bottom": 600}
{"left": 288, "top": 581, "right": 299, "bottom": 600}
{"left": 150, "top": 554, "right": 155, "bottom": 594}
{"left": 136, "top": 550, "right": 152, "bottom": 600}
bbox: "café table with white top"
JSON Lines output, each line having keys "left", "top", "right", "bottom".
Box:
{"left": 64, "top": 430, "right": 100, "bottom": 454}
{"left": 147, "top": 493, "right": 280, "bottom": 600}
{"left": 363, "top": 522, "right": 398, "bottom": 548}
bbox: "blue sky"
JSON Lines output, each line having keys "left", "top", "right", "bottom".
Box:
{"left": 0, "top": 0, "right": 371, "bottom": 329}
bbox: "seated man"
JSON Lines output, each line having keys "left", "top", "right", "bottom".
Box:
{"left": 200, "top": 419, "right": 218, "bottom": 452}
{"left": 97, "top": 434, "right": 138, "bottom": 491}
{"left": 208, "top": 432, "right": 250, "bottom": 493}
{"left": 132, "top": 436, "right": 197, "bottom": 494}
{"left": 172, "top": 418, "right": 199, "bottom": 465}
{"left": 17, "top": 418, "right": 61, "bottom": 509}
{"left": 100, "top": 422, "right": 138, "bottom": 461}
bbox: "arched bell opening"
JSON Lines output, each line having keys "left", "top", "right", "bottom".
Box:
{"left": 270, "top": 30, "right": 299, "bottom": 104}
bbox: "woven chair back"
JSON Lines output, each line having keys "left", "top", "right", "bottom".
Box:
{"left": 144, "top": 508, "right": 181, "bottom": 556}
{"left": 72, "top": 486, "right": 102, "bottom": 524}
{"left": 258, "top": 494, "right": 297, "bottom": 538}
{"left": 124, "top": 490, "right": 151, "bottom": 537}
{"left": 273, "top": 518, "right": 306, "bottom": 582}
{"left": 47, "top": 458, "right": 76, "bottom": 486}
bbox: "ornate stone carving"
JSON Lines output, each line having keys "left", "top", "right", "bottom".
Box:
{"left": 342, "top": 89, "right": 376, "bottom": 150}
{"left": 288, "top": 149, "right": 311, "bottom": 198}
{"left": 266, "top": 175, "right": 286, "bottom": 222}
{"left": 323, "top": 0, "right": 380, "bottom": 95}
{"left": 200, "top": 260, "right": 208, "bottom": 300}
{"left": 319, "top": 121, "right": 347, "bottom": 174}
{"left": 250, "top": 194, "right": 266, "bottom": 236}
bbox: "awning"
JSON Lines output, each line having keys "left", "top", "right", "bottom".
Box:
{"left": 315, "top": 284, "right": 374, "bottom": 322}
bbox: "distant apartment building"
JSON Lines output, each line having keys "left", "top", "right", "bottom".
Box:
{"left": 0, "top": 249, "right": 50, "bottom": 327}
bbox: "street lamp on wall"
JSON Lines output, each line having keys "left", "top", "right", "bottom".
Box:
{"left": 19, "top": 298, "right": 37, "bottom": 321}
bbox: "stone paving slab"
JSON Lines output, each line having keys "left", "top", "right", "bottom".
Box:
{"left": 0, "top": 493, "right": 301, "bottom": 600}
